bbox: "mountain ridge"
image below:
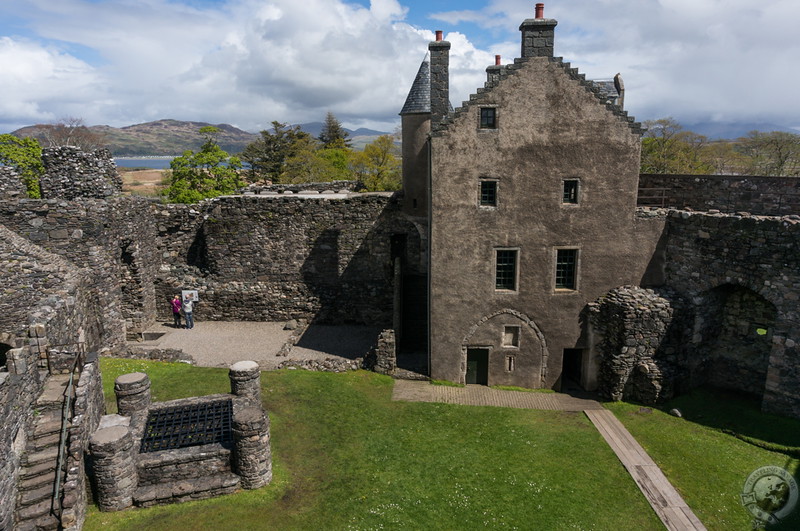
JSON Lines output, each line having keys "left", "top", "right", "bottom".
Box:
{"left": 11, "top": 119, "right": 390, "bottom": 156}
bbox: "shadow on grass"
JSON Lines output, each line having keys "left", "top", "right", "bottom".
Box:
{"left": 662, "top": 386, "right": 800, "bottom": 452}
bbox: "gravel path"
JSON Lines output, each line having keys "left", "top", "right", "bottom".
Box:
{"left": 134, "top": 321, "right": 382, "bottom": 369}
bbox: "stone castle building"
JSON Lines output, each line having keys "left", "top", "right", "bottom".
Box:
{"left": 0, "top": 3, "right": 799, "bottom": 529}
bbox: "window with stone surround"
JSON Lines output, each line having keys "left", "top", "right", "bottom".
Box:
{"left": 503, "top": 326, "right": 520, "bottom": 347}
{"left": 480, "top": 180, "right": 497, "bottom": 207}
{"left": 555, "top": 249, "right": 578, "bottom": 290}
{"left": 562, "top": 179, "right": 579, "bottom": 204}
{"left": 480, "top": 107, "right": 497, "bottom": 129}
{"left": 495, "top": 249, "right": 518, "bottom": 291}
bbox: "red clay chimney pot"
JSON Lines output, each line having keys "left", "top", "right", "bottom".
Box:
{"left": 435, "top": 30, "right": 443, "bottom": 41}
{"left": 535, "top": 3, "right": 544, "bottom": 19}
{"left": 495, "top": 55, "right": 501, "bottom": 66}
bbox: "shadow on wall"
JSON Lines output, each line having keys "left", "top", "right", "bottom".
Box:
{"left": 299, "top": 207, "right": 423, "bottom": 327}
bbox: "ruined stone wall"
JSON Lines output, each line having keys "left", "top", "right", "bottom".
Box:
{"left": 0, "top": 226, "right": 105, "bottom": 529}
{"left": 638, "top": 174, "right": 800, "bottom": 216}
{"left": 240, "top": 180, "right": 364, "bottom": 194}
{"left": 0, "top": 166, "right": 26, "bottom": 200}
{"left": 40, "top": 147, "right": 122, "bottom": 200}
{"left": 61, "top": 354, "right": 105, "bottom": 530}
{"left": 589, "top": 286, "right": 687, "bottom": 404}
{"left": 663, "top": 210, "right": 800, "bottom": 418}
{"left": 0, "top": 197, "right": 161, "bottom": 344}
{"left": 155, "top": 194, "right": 421, "bottom": 326}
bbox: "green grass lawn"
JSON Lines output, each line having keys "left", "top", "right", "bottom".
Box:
{"left": 88, "top": 360, "right": 800, "bottom": 530}
{"left": 608, "top": 388, "right": 800, "bottom": 531}
{"left": 89, "top": 359, "right": 660, "bottom": 530}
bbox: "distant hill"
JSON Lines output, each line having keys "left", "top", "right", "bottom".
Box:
{"left": 11, "top": 119, "right": 391, "bottom": 156}
{"left": 679, "top": 121, "right": 799, "bottom": 140}
{"left": 12, "top": 119, "right": 259, "bottom": 156}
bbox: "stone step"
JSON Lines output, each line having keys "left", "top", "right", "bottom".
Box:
{"left": 23, "top": 447, "right": 59, "bottom": 467}
{"left": 20, "top": 467, "right": 59, "bottom": 490}
{"left": 33, "top": 416, "right": 67, "bottom": 439}
{"left": 15, "top": 512, "right": 60, "bottom": 531}
{"left": 133, "top": 473, "right": 240, "bottom": 508}
{"left": 29, "top": 431, "right": 62, "bottom": 452}
{"left": 18, "top": 482, "right": 56, "bottom": 508}
{"left": 16, "top": 497, "right": 60, "bottom": 522}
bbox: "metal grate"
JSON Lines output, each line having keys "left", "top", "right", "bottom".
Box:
{"left": 140, "top": 399, "right": 233, "bottom": 453}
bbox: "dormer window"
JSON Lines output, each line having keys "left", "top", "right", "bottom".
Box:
{"left": 480, "top": 108, "right": 497, "bottom": 129}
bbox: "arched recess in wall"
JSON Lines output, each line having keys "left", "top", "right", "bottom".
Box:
{"left": 693, "top": 284, "right": 777, "bottom": 398}
{"left": 461, "top": 309, "right": 550, "bottom": 387}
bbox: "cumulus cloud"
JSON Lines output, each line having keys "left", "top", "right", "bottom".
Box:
{"left": 1, "top": 0, "right": 799, "bottom": 134}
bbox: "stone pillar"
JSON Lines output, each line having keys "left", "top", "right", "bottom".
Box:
{"left": 229, "top": 361, "right": 261, "bottom": 404}
{"left": 232, "top": 407, "right": 272, "bottom": 489}
{"left": 88, "top": 426, "right": 137, "bottom": 511}
{"left": 114, "top": 372, "right": 151, "bottom": 420}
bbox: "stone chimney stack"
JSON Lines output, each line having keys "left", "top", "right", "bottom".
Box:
{"left": 486, "top": 55, "right": 502, "bottom": 85}
{"left": 429, "top": 30, "right": 451, "bottom": 124}
{"left": 520, "top": 3, "right": 557, "bottom": 58}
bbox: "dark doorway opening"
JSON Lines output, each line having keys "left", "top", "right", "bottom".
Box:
{"left": 562, "top": 348, "right": 584, "bottom": 392}
{"left": 0, "top": 343, "right": 11, "bottom": 371}
{"left": 466, "top": 348, "right": 489, "bottom": 385}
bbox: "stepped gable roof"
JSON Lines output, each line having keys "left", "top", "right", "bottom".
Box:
{"left": 400, "top": 53, "right": 431, "bottom": 115}
{"left": 591, "top": 79, "right": 620, "bottom": 102}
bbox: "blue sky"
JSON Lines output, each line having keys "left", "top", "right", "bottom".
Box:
{"left": 1, "top": 0, "right": 799, "bottom": 136}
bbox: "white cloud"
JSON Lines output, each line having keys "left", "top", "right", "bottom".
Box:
{"left": 1, "top": 0, "right": 799, "bottom": 134}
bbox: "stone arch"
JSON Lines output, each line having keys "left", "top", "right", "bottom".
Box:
{"left": 693, "top": 283, "right": 777, "bottom": 397}
{"left": 461, "top": 309, "right": 550, "bottom": 387}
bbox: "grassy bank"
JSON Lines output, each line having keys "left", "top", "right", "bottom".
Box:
{"left": 89, "top": 359, "right": 659, "bottom": 530}
{"left": 88, "top": 360, "right": 800, "bottom": 530}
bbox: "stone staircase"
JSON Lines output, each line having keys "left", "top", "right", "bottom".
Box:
{"left": 15, "top": 374, "right": 72, "bottom": 531}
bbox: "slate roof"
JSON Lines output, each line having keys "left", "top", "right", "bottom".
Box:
{"left": 400, "top": 54, "right": 431, "bottom": 115}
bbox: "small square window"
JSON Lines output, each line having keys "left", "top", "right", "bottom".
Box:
{"left": 480, "top": 180, "right": 497, "bottom": 206}
{"left": 555, "top": 249, "right": 578, "bottom": 290}
{"left": 495, "top": 250, "right": 518, "bottom": 291}
{"left": 563, "top": 180, "right": 579, "bottom": 204}
{"left": 480, "top": 108, "right": 497, "bottom": 129}
{"left": 503, "top": 326, "right": 519, "bottom": 347}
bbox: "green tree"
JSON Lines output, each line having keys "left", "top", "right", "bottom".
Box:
{"left": 640, "top": 118, "right": 713, "bottom": 175}
{"left": 736, "top": 131, "right": 800, "bottom": 176}
{"left": 0, "top": 134, "right": 44, "bottom": 198}
{"left": 164, "top": 126, "right": 243, "bottom": 203}
{"left": 241, "top": 122, "right": 311, "bottom": 184}
{"left": 282, "top": 135, "right": 348, "bottom": 183}
{"left": 318, "top": 112, "right": 351, "bottom": 148}
{"left": 351, "top": 135, "right": 401, "bottom": 191}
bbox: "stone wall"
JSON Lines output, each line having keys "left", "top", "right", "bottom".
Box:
{"left": 589, "top": 286, "right": 686, "bottom": 404}
{"left": 638, "top": 174, "right": 800, "bottom": 216}
{"left": 240, "top": 180, "right": 364, "bottom": 194}
{"left": 0, "top": 166, "right": 26, "bottom": 200}
{"left": 0, "top": 226, "right": 104, "bottom": 529}
{"left": 61, "top": 354, "right": 105, "bottom": 530}
{"left": 0, "top": 197, "right": 161, "bottom": 344}
{"left": 40, "top": 147, "right": 122, "bottom": 200}
{"left": 662, "top": 210, "right": 800, "bottom": 418}
{"left": 155, "top": 193, "right": 422, "bottom": 326}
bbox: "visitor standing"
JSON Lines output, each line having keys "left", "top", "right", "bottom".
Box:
{"left": 170, "top": 295, "right": 182, "bottom": 328}
{"left": 183, "top": 296, "right": 195, "bottom": 329}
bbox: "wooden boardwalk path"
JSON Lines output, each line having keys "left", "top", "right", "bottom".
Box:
{"left": 392, "top": 380, "right": 707, "bottom": 530}
{"left": 585, "top": 409, "right": 706, "bottom": 531}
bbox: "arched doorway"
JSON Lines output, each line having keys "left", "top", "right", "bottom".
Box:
{"left": 695, "top": 284, "right": 776, "bottom": 397}
{"left": 461, "top": 309, "right": 549, "bottom": 388}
